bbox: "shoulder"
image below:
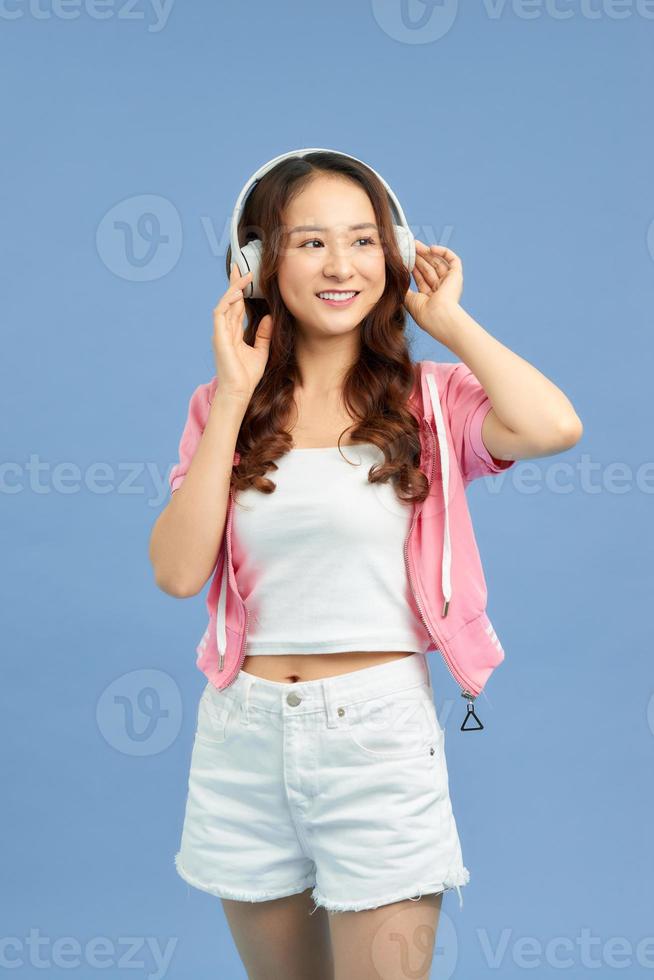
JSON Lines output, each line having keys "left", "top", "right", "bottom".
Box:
{"left": 413, "top": 359, "right": 463, "bottom": 397}
{"left": 414, "top": 359, "right": 488, "bottom": 425}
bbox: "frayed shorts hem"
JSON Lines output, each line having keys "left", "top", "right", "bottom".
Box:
{"left": 309, "top": 866, "right": 470, "bottom": 915}
{"left": 174, "top": 853, "right": 315, "bottom": 903}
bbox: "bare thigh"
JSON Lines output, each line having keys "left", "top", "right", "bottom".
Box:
{"left": 221, "top": 887, "right": 334, "bottom": 980}
{"left": 327, "top": 892, "right": 443, "bottom": 980}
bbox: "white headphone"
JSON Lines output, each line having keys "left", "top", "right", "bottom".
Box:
{"left": 229, "top": 147, "right": 416, "bottom": 299}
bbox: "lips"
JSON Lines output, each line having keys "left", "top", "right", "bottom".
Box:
{"left": 315, "top": 291, "right": 360, "bottom": 298}
{"left": 316, "top": 291, "right": 360, "bottom": 308}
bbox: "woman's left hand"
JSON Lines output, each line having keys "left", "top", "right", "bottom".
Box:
{"left": 403, "top": 240, "right": 463, "bottom": 341}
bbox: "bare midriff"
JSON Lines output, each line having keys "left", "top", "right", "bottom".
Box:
{"left": 241, "top": 651, "right": 416, "bottom": 683}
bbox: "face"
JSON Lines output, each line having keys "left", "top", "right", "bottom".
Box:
{"left": 276, "top": 173, "right": 387, "bottom": 337}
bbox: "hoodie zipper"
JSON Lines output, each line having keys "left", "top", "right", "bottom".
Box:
{"left": 403, "top": 418, "right": 484, "bottom": 731}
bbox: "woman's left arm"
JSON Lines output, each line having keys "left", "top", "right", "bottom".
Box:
{"left": 404, "top": 241, "right": 584, "bottom": 461}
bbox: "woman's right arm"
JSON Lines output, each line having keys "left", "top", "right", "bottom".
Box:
{"left": 148, "top": 390, "right": 249, "bottom": 597}
{"left": 149, "top": 262, "right": 273, "bottom": 597}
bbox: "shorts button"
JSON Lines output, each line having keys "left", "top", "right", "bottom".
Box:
{"left": 286, "top": 692, "right": 302, "bottom": 706}
{"left": 337, "top": 707, "right": 345, "bottom": 717}
{"left": 429, "top": 747, "right": 435, "bottom": 755}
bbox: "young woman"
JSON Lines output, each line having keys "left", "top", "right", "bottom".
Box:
{"left": 150, "top": 150, "right": 582, "bottom": 980}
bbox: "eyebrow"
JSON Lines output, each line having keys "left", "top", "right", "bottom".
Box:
{"left": 287, "top": 222, "right": 379, "bottom": 235}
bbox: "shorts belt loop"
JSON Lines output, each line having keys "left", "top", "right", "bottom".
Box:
{"left": 320, "top": 678, "right": 338, "bottom": 729}
{"left": 241, "top": 674, "right": 255, "bottom": 725}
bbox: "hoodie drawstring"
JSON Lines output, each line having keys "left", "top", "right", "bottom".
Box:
{"left": 425, "top": 373, "right": 452, "bottom": 617}
{"left": 216, "top": 548, "right": 228, "bottom": 668}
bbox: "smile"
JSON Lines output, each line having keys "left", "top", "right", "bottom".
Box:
{"left": 316, "top": 290, "right": 360, "bottom": 308}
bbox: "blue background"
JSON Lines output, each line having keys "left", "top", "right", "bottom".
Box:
{"left": 2, "top": 1, "right": 652, "bottom": 977}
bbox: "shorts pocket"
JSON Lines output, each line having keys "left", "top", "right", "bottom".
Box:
{"left": 195, "top": 687, "right": 237, "bottom": 745}
{"left": 345, "top": 683, "right": 440, "bottom": 761}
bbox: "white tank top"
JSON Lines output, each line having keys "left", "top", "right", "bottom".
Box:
{"left": 230, "top": 442, "right": 432, "bottom": 656}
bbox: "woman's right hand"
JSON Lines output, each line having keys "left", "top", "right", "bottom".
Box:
{"left": 211, "top": 262, "right": 273, "bottom": 404}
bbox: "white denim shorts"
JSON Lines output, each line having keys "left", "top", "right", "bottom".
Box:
{"left": 174, "top": 652, "right": 470, "bottom": 913}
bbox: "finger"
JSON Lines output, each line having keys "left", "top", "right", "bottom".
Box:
{"left": 224, "top": 287, "right": 245, "bottom": 305}
{"left": 417, "top": 247, "right": 447, "bottom": 269}
{"left": 225, "top": 294, "right": 245, "bottom": 334}
{"left": 403, "top": 286, "right": 419, "bottom": 313}
{"left": 253, "top": 313, "right": 273, "bottom": 351}
{"left": 214, "top": 287, "right": 244, "bottom": 315}
{"left": 415, "top": 253, "right": 440, "bottom": 288}
{"left": 216, "top": 297, "right": 244, "bottom": 347}
{"left": 414, "top": 241, "right": 435, "bottom": 259}
{"left": 429, "top": 256, "right": 449, "bottom": 277}
{"left": 224, "top": 301, "right": 243, "bottom": 342}
{"left": 230, "top": 262, "right": 253, "bottom": 284}
{"left": 415, "top": 251, "right": 440, "bottom": 269}
{"left": 419, "top": 252, "right": 449, "bottom": 278}
{"left": 227, "top": 279, "right": 248, "bottom": 321}
{"left": 430, "top": 244, "right": 459, "bottom": 265}
{"left": 412, "top": 263, "right": 431, "bottom": 294}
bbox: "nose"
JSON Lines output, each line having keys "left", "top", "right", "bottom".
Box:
{"left": 321, "top": 242, "right": 355, "bottom": 281}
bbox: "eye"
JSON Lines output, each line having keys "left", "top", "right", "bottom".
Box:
{"left": 299, "top": 236, "right": 376, "bottom": 249}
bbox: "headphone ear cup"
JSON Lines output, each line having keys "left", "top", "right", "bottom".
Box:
{"left": 393, "top": 224, "right": 415, "bottom": 273}
{"left": 238, "top": 239, "right": 264, "bottom": 299}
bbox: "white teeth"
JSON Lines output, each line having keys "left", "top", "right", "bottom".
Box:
{"left": 318, "top": 291, "right": 357, "bottom": 301}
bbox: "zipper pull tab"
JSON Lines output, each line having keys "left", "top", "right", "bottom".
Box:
{"left": 461, "top": 690, "right": 484, "bottom": 731}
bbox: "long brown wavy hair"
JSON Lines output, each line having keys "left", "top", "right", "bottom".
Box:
{"left": 225, "top": 150, "right": 429, "bottom": 505}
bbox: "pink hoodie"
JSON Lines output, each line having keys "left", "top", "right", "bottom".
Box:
{"left": 168, "top": 360, "right": 516, "bottom": 730}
